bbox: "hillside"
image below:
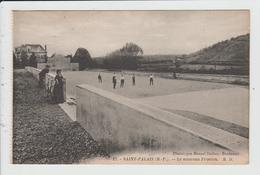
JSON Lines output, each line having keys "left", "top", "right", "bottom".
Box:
{"left": 93, "top": 34, "right": 249, "bottom": 68}
{"left": 184, "top": 34, "right": 249, "bottom": 65}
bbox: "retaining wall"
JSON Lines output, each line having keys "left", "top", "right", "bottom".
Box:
{"left": 76, "top": 84, "right": 249, "bottom": 153}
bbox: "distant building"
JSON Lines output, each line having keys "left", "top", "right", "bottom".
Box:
{"left": 14, "top": 44, "right": 47, "bottom": 63}
{"left": 37, "top": 54, "right": 79, "bottom": 71}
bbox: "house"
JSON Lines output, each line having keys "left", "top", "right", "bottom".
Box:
{"left": 14, "top": 44, "right": 47, "bottom": 63}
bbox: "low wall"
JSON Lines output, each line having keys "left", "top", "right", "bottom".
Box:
{"left": 76, "top": 84, "right": 248, "bottom": 153}
{"left": 25, "top": 66, "right": 41, "bottom": 80}
{"left": 37, "top": 63, "right": 79, "bottom": 71}
{"left": 180, "top": 64, "right": 246, "bottom": 71}
{"left": 177, "top": 73, "right": 249, "bottom": 85}
{"left": 25, "top": 66, "right": 66, "bottom": 100}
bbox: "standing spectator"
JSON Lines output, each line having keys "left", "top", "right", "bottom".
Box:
{"left": 98, "top": 73, "right": 102, "bottom": 83}
{"left": 132, "top": 74, "right": 136, "bottom": 86}
{"left": 173, "top": 71, "right": 177, "bottom": 79}
{"left": 120, "top": 74, "right": 125, "bottom": 88}
{"left": 149, "top": 74, "right": 154, "bottom": 86}
{"left": 52, "top": 69, "right": 65, "bottom": 104}
{"left": 112, "top": 73, "right": 117, "bottom": 89}
{"left": 38, "top": 65, "right": 50, "bottom": 88}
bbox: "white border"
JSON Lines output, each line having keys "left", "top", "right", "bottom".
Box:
{"left": 1, "top": 1, "right": 260, "bottom": 175}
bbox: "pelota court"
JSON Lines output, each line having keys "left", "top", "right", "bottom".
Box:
{"left": 62, "top": 71, "right": 249, "bottom": 129}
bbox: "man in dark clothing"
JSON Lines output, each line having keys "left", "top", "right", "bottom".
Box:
{"left": 38, "top": 65, "right": 50, "bottom": 88}
{"left": 112, "top": 73, "right": 117, "bottom": 89}
{"left": 149, "top": 74, "right": 154, "bottom": 86}
{"left": 132, "top": 74, "right": 135, "bottom": 86}
{"left": 98, "top": 73, "right": 102, "bottom": 83}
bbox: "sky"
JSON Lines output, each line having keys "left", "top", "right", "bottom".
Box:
{"left": 13, "top": 10, "right": 249, "bottom": 57}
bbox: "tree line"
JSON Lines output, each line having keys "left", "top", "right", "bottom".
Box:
{"left": 103, "top": 42, "right": 144, "bottom": 70}
{"left": 13, "top": 42, "right": 144, "bottom": 70}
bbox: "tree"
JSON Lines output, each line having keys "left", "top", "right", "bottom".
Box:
{"left": 44, "top": 55, "right": 48, "bottom": 63}
{"left": 29, "top": 53, "right": 37, "bottom": 67}
{"left": 21, "top": 50, "right": 28, "bottom": 67}
{"left": 105, "top": 42, "right": 143, "bottom": 70}
{"left": 13, "top": 52, "right": 20, "bottom": 69}
{"left": 124, "top": 42, "right": 143, "bottom": 56}
{"left": 108, "top": 42, "right": 143, "bottom": 57}
{"left": 174, "top": 58, "right": 182, "bottom": 72}
{"left": 72, "top": 48, "right": 93, "bottom": 70}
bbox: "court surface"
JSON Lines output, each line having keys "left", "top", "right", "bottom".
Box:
{"left": 62, "top": 71, "right": 249, "bottom": 128}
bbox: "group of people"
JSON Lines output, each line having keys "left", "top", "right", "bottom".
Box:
{"left": 38, "top": 65, "right": 156, "bottom": 104}
{"left": 38, "top": 65, "right": 65, "bottom": 104}
{"left": 112, "top": 73, "right": 127, "bottom": 89}
{"left": 98, "top": 72, "right": 154, "bottom": 89}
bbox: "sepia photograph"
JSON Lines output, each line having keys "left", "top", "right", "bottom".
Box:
{"left": 11, "top": 10, "right": 249, "bottom": 164}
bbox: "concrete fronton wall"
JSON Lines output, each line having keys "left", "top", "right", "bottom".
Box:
{"left": 76, "top": 84, "right": 225, "bottom": 153}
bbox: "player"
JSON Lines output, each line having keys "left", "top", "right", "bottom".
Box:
{"left": 120, "top": 74, "right": 125, "bottom": 88}
{"left": 149, "top": 74, "right": 154, "bottom": 86}
{"left": 112, "top": 73, "right": 117, "bottom": 89}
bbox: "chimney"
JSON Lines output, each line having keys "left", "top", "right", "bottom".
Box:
{"left": 44, "top": 45, "right": 47, "bottom": 52}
